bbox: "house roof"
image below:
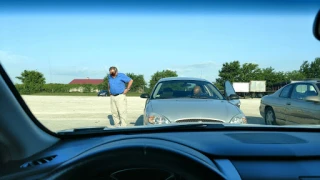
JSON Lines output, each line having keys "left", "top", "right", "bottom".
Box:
{"left": 69, "top": 79, "right": 104, "bottom": 85}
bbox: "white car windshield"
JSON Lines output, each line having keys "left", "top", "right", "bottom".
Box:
{"left": 151, "top": 80, "right": 224, "bottom": 100}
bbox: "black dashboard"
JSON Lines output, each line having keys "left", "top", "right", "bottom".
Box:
{"left": 2, "top": 130, "right": 320, "bottom": 180}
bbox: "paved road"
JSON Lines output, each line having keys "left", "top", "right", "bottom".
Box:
{"left": 240, "top": 99, "right": 265, "bottom": 125}
{"left": 22, "top": 96, "right": 265, "bottom": 132}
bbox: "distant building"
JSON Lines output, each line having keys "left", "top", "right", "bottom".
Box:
{"left": 69, "top": 77, "right": 104, "bottom": 85}
{"left": 68, "top": 78, "right": 104, "bottom": 92}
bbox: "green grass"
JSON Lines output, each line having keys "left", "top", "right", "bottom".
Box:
{"left": 29, "top": 92, "right": 142, "bottom": 96}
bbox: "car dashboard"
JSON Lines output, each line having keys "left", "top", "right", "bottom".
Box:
{"left": 1, "top": 130, "right": 320, "bottom": 180}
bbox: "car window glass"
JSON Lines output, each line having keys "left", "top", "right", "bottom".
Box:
{"left": 308, "top": 85, "right": 318, "bottom": 94}
{"left": 152, "top": 83, "right": 163, "bottom": 98}
{"left": 279, "top": 85, "right": 292, "bottom": 98}
{"left": 207, "top": 84, "right": 225, "bottom": 99}
{"left": 291, "top": 84, "right": 318, "bottom": 100}
{"left": 310, "top": 85, "right": 316, "bottom": 91}
{"left": 151, "top": 80, "right": 224, "bottom": 99}
{"left": 296, "top": 84, "right": 307, "bottom": 93}
{"left": 203, "top": 85, "right": 212, "bottom": 96}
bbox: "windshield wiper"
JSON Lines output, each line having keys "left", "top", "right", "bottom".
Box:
{"left": 56, "top": 123, "right": 226, "bottom": 135}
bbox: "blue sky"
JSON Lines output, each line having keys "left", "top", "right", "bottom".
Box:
{"left": 1, "top": 10, "right": 320, "bottom": 84}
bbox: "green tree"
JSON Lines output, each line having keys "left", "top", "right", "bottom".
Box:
{"left": 215, "top": 61, "right": 241, "bottom": 88}
{"left": 16, "top": 70, "right": 46, "bottom": 94}
{"left": 126, "top": 73, "right": 146, "bottom": 92}
{"left": 149, "top": 70, "right": 178, "bottom": 90}
{"left": 98, "top": 76, "right": 109, "bottom": 91}
{"left": 260, "top": 67, "right": 287, "bottom": 89}
{"left": 300, "top": 58, "right": 320, "bottom": 78}
{"left": 82, "top": 84, "right": 92, "bottom": 93}
{"left": 218, "top": 61, "right": 241, "bottom": 82}
{"left": 239, "top": 63, "right": 263, "bottom": 81}
{"left": 213, "top": 80, "right": 224, "bottom": 90}
{"left": 285, "top": 70, "right": 305, "bottom": 81}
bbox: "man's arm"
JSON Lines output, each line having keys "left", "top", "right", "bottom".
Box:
{"left": 123, "top": 79, "right": 133, "bottom": 94}
{"left": 108, "top": 82, "right": 111, "bottom": 95}
{"left": 126, "top": 79, "right": 133, "bottom": 90}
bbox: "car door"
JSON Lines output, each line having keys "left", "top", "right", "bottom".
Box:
{"left": 224, "top": 81, "right": 240, "bottom": 107}
{"left": 286, "top": 83, "right": 320, "bottom": 124}
{"left": 272, "top": 84, "right": 293, "bottom": 124}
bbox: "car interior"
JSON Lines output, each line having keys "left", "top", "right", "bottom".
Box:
{"left": 1, "top": 2, "right": 320, "bottom": 180}
{"left": 291, "top": 84, "right": 318, "bottom": 100}
{"left": 155, "top": 82, "right": 219, "bottom": 99}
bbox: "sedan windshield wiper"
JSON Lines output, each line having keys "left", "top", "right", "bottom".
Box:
{"left": 56, "top": 123, "right": 226, "bottom": 135}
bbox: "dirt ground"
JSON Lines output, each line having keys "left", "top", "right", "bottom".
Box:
{"left": 21, "top": 96, "right": 264, "bottom": 132}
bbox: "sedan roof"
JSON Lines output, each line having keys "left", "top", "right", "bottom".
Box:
{"left": 158, "top": 77, "right": 210, "bottom": 82}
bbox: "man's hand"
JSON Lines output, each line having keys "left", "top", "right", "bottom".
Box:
{"left": 123, "top": 89, "right": 129, "bottom": 94}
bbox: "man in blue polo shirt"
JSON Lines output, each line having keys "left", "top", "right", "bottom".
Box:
{"left": 108, "top": 66, "right": 133, "bottom": 127}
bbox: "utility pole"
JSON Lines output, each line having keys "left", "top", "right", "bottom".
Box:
{"left": 48, "top": 59, "right": 52, "bottom": 83}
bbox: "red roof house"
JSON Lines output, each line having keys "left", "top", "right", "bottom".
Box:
{"left": 69, "top": 79, "right": 104, "bottom": 85}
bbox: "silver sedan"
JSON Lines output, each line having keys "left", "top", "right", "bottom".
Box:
{"left": 140, "top": 77, "right": 247, "bottom": 125}
{"left": 260, "top": 81, "right": 320, "bottom": 125}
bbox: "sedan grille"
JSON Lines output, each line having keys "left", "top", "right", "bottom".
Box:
{"left": 176, "top": 119, "right": 223, "bottom": 123}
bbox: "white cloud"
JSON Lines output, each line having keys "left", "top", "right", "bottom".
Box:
{"left": 51, "top": 66, "right": 107, "bottom": 78}
{"left": 169, "top": 61, "right": 220, "bottom": 81}
{"left": 0, "top": 50, "right": 35, "bottom": 84}
{"left": 0, "top": 50, "right": 32, "bottom": 65}
{"left": 187, "top": 61, "right": 219, "bottom": 69}
{"left": 170, "top": 61, "right": 219, "bottom": 73}
{"left": 169, "top": 61, "right": 220, "bottom": 73}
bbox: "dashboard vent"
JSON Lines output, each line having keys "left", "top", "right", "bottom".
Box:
{"left": 20, "top": 155, "right": 57, "bottom": 168}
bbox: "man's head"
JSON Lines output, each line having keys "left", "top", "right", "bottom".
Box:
{"left": 193, "top": 86, "right": 201, "bottom": 95}
{"left": 109, "top": 66, "right": 118, "bottom": 77}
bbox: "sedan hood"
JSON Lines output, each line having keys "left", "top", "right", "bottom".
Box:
{"left": 149, "top": 99, "right": 241, "bottom": 123}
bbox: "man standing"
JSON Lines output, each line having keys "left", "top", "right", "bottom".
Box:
{"left": 108, "top": 66, "right": 133, "bottom": 127}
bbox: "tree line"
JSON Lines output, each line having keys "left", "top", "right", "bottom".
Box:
{"left": 14, "top": 69, "right": 178, "bottom": 94}
{"left": 14, "top": 57, "right": 319, "bottom": 94}
{"left": 214, "top": 57, "right": 320, "bottom": 90}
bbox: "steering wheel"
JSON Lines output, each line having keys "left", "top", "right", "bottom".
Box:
{"left": 42, "top": 138, "right": 226, "bottom": 180}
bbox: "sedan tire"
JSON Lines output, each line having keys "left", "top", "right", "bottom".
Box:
{"left": 265, "top": 107, "right": 277, "bottom": 125}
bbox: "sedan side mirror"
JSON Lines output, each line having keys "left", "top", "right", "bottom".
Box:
{"left": 140, "top": 93, "right": 150, "bottom": 98}
{"left": 305, "top": 96, "right": 320, "bottom": 103}
{"left": 229, "top": 94, "right": 239, "bottom": 100}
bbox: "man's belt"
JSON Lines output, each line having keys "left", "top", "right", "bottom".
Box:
{"left": 112, "top": 93, "right": 122, "bottom": 96}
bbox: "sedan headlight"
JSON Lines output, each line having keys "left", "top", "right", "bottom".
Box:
{"left": 230, "top": 114, "right": 247, "bottom": 124}
{"left": 147, "top": 113, "right": 171, "bottom": 125}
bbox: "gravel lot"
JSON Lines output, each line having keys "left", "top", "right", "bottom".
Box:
{"left": 22, "top": 96, "right": 264, "bottom": 132}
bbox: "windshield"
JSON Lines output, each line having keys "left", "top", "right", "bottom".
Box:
{"left": 151, "top": 80, "right": 224, "bottom": 100}
{"left": 1, "top": 1, "right": 320, "bottom": 133}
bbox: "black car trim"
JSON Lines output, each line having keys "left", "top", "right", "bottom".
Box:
{"left": 0, "top": 64, "right": 59, "bottom": 137}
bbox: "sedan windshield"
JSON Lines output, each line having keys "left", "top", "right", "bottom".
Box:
{"left": 151, "top": 80, "right": 224, "bottom": 100}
